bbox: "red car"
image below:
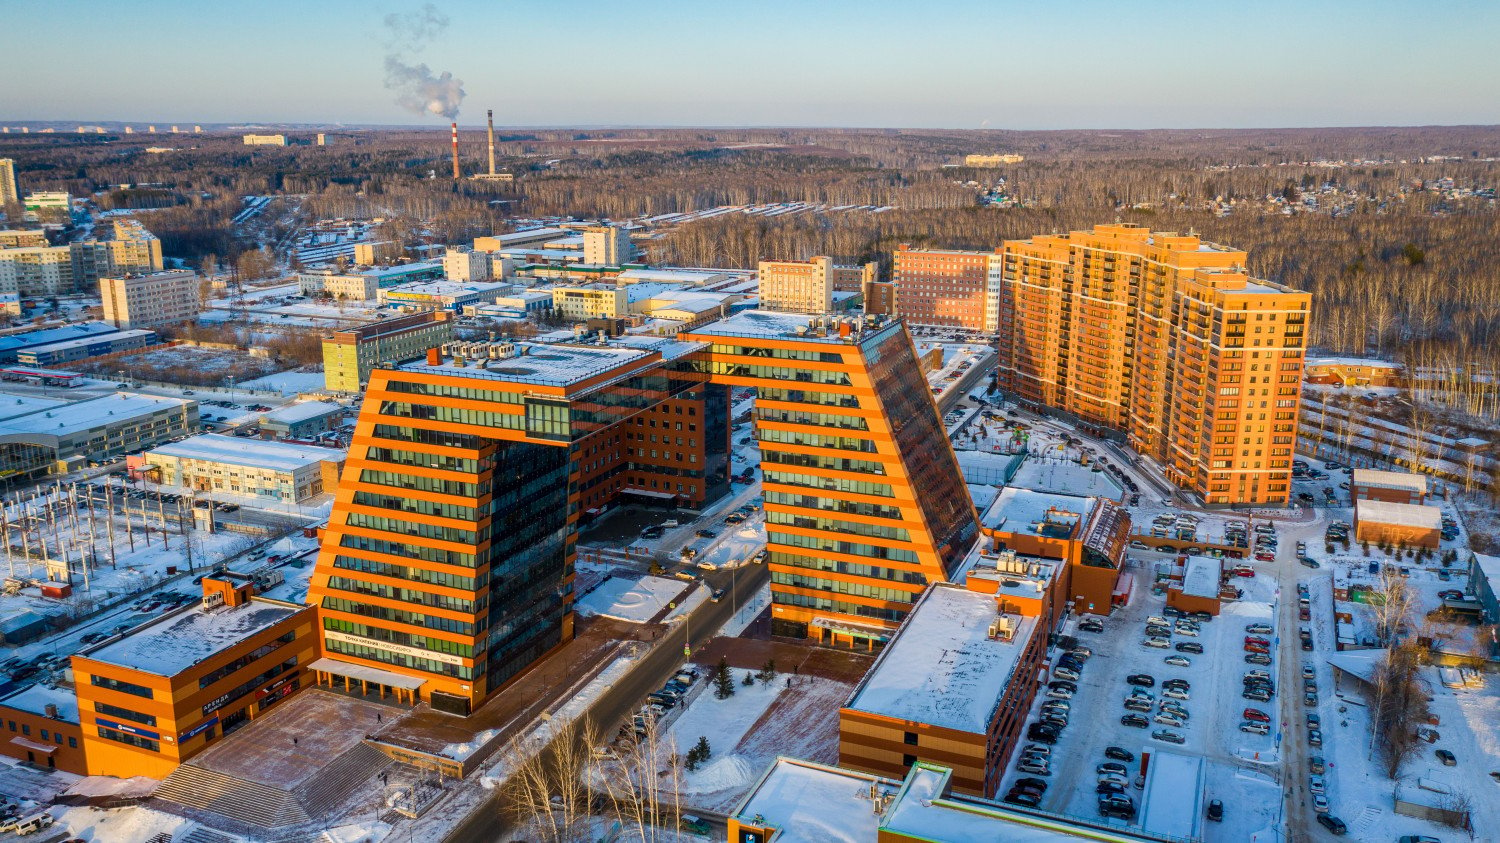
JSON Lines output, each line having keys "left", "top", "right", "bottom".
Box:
{"left": 1244, "top": 636, "right": 1271, "bottom": 647}
{"left": 1243, "top": 708, "right": 1271, "bottom": 723}
{"left": 1231, "top": 566, "right": 1256, "bottom": 578}
{"left": 1245, "top": 643, "right": 1270, "bottom": 654}
{"left": 1254, "top": 552, "right": 1276, "bottom": 562}
{"left": 1438, "top": 590, "right": 1464, "bottom": 601}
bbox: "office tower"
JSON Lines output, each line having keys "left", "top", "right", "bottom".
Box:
{"left": 996, "top": 223, "right": 1311, "bottom": 505}
{"left": 0, "top": 159, "right": 17, "bottom": 205}
{"left": 99, "top": 270, "right": 200, "bottom": 329}
{"left": 582, "top": 225, "right": 633, "bottom": 266}
{"left": 891, "top": 246, "right": 1002, "bottom": 333}
{"left": 309, "top": 312, "right": 977, "bottom": 710}
{"left": 758, "top": 257, "right": 877, "bottom": 314}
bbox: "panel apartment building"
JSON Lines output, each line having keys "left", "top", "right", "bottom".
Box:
{"left": 100, "top": 269, "right": 200, "bottom": 329}
{"left": 307, "top": 311, "right": 978, "bottom": 712}
{"left": 321, "top": 310, "right": 455, "bottom": 393}
{"left": 996, "top": 223, "right": 1311, "bottom": 505}
{"left": 891, "top": 246, "right": 1002, "bottom": 334}
{"left": 758, "top": 256, "right": 877, "bottom": 314}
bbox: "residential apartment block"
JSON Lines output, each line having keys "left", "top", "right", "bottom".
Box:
{"left": 0, "top": 229, "right": 46, "bottom": 248}
{"left": 551, "top": 285, "right": 626, "bottom": 320}
{"left": 996, "top": 223, "right": 1311, "bottom": 505}
{"left": 353, "top": 240, "right": 403, "bottom": 266}
{"left": 100, "top": 269, "right": 199, "bottom": 329}
{"left": 0, "top": 218, "right": 161, "bottom": 297}
{"left": 441, "top": 247, "right": 491, "bottom": 282}
{"left": 307, "top": 311, "right": 977, "bottom": 711}
{"left": 891, "top": 246, "right": 1002, "bottom": 333}
{"left": 581, "top": 224, "right": 633, "bottom": 265}
{"left": 298, "top": 262, "right": 444, "bottom": 301}
{"left": 0, "top": 158, "right": 17, "bottom": 205}
{"left": 758, "top": 256, "right": 877, "bottom": 314}
{"left": 320, "top": 310, "right": 455, "bottom": 393}
{"left": 243, "top": 134, "right": 288, "bottom": 146}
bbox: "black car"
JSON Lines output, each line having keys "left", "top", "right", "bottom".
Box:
{"left": 1163, "top": 677, "right": 1190, "bottom": 688}
{"left": 1120, "top": 714, "right": 1149, "bottom": 728}
{"left": 1207, "top": 799, "right": 1224, "bottom": 822}
{"left": 1175, "top": 642, "right": 1204, "bottom": 654}
{"left": 1316, "top": 814, "right": 1348, "bottom": 835}
{"left": 1004, "top": 791, "right": 1043, "bottom": 807}
{"left": 1014, "top": 777, "right": 1048, "bottom": 792}
{"left": 1097, "top": 782, "right": 1127, "bottom": 795}
{"left": 695, "top": 529, "right": 717, "bottom": 538}
{"left": 1190, "top": 611, "right": 1213, "bottom": 621}
{"left": 1126, "top": 674, "right": 1155, "bottom": 687}
{"left": 1027, "top": 725, "right": 1060, "bottom": 744}
{"left": 1104, "top": 746, "right": 1135, "bottom": 763}
{"left": 1048, "top": 680, "right": 1077, "bottom": 693}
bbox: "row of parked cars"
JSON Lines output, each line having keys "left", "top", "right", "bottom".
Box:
{"left": 622, "top": 666, "right": 701, "bottom": 741}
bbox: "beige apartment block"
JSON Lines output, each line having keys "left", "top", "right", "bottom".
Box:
{"left": 353, "top": 240, "right": 402, "bottom": 266}
{"left": 757, "top": 257, "right": 877, "bottom": 314}
{"left": 243, "top": 134, "right": 287, "bottom": 146}
{"left": 582, "top": 225, "right": 632, "bottom": 265}
{"left": 100, "top": 270, "right": 200, "bottom": 329}
{"left": 442, "top": 247, "right": 491, "bottom": 282}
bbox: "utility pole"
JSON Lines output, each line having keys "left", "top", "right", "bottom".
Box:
{"left": 103, "top": 484, "right": 118, "bottom": 569}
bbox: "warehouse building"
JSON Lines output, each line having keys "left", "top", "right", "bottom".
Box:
{"left": 258, "top": 401, "right": 344, "bottom": 441}
{"left": 1355, "top": 499, "right": 1442, "bottom": 549}
{"left": 0, "top": 321, "right": 120, "bottom": 363}
{"left": 1351, "top": 468, "right": 1428, "bottom": 505}
{"left": 139, "top": 433, "right": 345, "bottom": 504}
{"left": 0, "top": 391, "right": 198, "bottom": 477}
{"left": 15, "top": 328, "right": 157, "bottom": 366}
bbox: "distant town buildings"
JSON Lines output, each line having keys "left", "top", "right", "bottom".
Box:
{"left": 100, "top": 269, "right": 200, "bottom": 329}
{"left": 297, "top": 261, "right": 444, "bottom": 301}
{"left": 242, "top": 134, "right": 287, "bottom": 146}
{"left": 964, "top": 153, "right": 1024, "bottom": 167}
{"left": 320, "top": 310, "right": 455, "bottom": 393}
{"left": 0, "top": 217, "right": 163, "bottom": 297}
{"left": 996, "top": 223, "right": 1310, "bottom": 506}
{"left": 0, "top": 158, "right": 17, "bottom": 205}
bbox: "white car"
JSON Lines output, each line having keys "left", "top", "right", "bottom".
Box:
{"left": 1312, "top": 793, "right": 1329, "bottom": 813}
{"left": 1142, "top": 638, "right": 1170, "bottom": 649}
{"left": 1164, "top": 656, "right": 1191, "bottom": 667}
{"left": 1309, "top": 775, "right": 1326, "bottom": 794}
{"left": 1174, "top": 624, "right": 1199, "bottom": 637}
{"left": 1239, "top": 721, "right": 1270, "bottom": 735}
{"left": 1154, "top": 713, "right": 1185, "bottom": 727}
{"left": 1163, "top": 688, "right": 1190, "bottom": 701}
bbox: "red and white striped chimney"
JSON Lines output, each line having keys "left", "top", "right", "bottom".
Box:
{"left": 450, "top": 121, "right": 460, "bottom": 180}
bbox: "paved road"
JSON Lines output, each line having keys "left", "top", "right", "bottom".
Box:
{"left": 442, "top": 560, "right": 770, "bottom": 843}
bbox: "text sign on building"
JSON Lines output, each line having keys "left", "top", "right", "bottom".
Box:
{"left": 94, "top": 716, "right": 161, "bottom": 741}
{"left": 179, "top": 716, "right": 219, "bottom": 742}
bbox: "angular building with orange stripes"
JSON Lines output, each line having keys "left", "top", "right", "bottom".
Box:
{"left": 307, "top": 311, "right": 979, "bottom": 711}
{"left": 996, "top": 223, "right": 1311, "bottom": 505}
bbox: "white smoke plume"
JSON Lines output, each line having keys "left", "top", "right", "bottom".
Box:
{"left": 383, "top": 4, "right": 466, "bottom": 120}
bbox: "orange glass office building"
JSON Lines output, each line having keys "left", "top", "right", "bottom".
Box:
{"left": 308, "top": 312, "right": 980, "bottom": 712}
{"left": 996, "top": 223, "right": 1311, "bottom": 505}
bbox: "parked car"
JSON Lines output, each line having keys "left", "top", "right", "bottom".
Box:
{"left": 1151, "top": 729, "right": 1186, "bottom": 744}
{"left": 1316, "top": 814, "right": 1347, "bottom": 835}
{"left": 1104, "top": 745, "right": 1135, "bottom": 763}
{"left": 1206, "top": 799, "right": 1224, "bottom": 822}
{"left": 1126, "top": 674, "right": 1155, "bottom": 687}
{"left": 1120, "top": 714, "right": 1149, "bottom": 729}
{"left": 1436, "top": 749, "right": 1457, "bottom": 766}
{"left": 1164, "top": 656, "right": 1191, "bottom": 667}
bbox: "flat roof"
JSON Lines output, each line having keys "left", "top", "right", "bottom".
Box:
{"left": 80, "top": 598, "right": 304, "bottom": 677}
{"left": 0, "top": 322, "right": 118, "bottom": 353}
{"left": 401, "top": 340, "right": 655, "bottom": 389}
{"left": 1307, "top": 356, "right": 1401, "bottom": 370}
{"left": 1352, "top": 468, "right": 1428, "bottom": 494}
{"left": 0, "top": 394, "right": 70, "bottom": 423}
{"left": 1356, "top": 498, "right": 1442, "bottom": 530}
{"left": 1181, "top": 555, "right": 1222, "bottom": 599}
{"left": 0, "top": 392, "right": 192, "bottom": 438}
{"left": 261, "top": 400, "right": 342, "bottom": 425}
{"left": 685, "top": 309, "right": 898, "bottom": 344}
{"left": 846, "top": 584, "right": 1030, "bottom": 734}
{"left": 981, "top": 487, "right": 1095, "bottom": 538}
{"left": 733, "top": 757, "right": 889, "bottom": 843}
{"left": 1138, "top": 750, "right": 1204, "bottom": 840}
{"left": 0, "top": 682, "right": 79, "bottom": 723}
{"left": 17, "top": 328, "right": 155, "bottom": 355}
{"left": 385, "top": 280, "right": 509, "bottom": 297}
{"left": 1008, "top": 456, "right": 1125, "bottom": 500}
{"left": 617, "top": 268, "right": 725, "bottom": 284}
{"left": 149, "top": 433, "right": 342, "bottom": 472}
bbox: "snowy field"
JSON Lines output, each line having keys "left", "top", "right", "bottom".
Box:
{"left": 575, "top": 574, "right": 692, "bottom": 623}
{"left": 238, "top": 369, "right": 329, "bottom": 395}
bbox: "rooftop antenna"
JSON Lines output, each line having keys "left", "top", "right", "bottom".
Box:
{"left": 487, "top": 110, "right": 496, "bottom": 176}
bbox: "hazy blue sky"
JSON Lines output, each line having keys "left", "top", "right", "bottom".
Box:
{"left": 3, "top": 0, "right": 1497, "bottom": 129}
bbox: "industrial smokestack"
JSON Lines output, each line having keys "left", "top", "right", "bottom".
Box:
{"left": 450, "top": 121, "right": 460, "bottom": 180}
{"left": 487, "top": 109, "right": 496, "bottom": 176}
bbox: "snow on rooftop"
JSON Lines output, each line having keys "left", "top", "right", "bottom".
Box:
{"left": 733, "top": 758, "right": 887, "bottom": 843}
{"left": 260, "top": 400, "right": 342, "bottom": 424}
{"left": 1472, "top": 553, "right": 1500, "bottom": 593}
{"left": 0, "top": 392, "right": 192, "bottom": 438}
{"left": 404, "top": 340, "right": 654, "bottom": 389}
{"left": 882, "top": 763, "right": 1135, "bottom": 841}
{"left": 150, "top": 433, "right": 342, "bottom": 473}
{"left": 0, "top": 394, "right": 69, "bottom": 423}
{"left": 686, "top": 309, "right": 896, "bottom": 344}
{"left": 846, "top": 584, "right": 1027, "bottom": 734}
{"left": 967, "top": 483, "right": 1000, "bottom": 513}
{"left": 385, "top": 280, "right": 509, "bottom": 297}
{"left": 617, "top": 268, "right": 725, "bottom": 284}
{"left": 1356, "top": 498, "right": 1442, "bottom": 530}
{"left": 18, "top": 328, "right": 155, "bottom": 354}
{"left": 1181, "top": 555, "right": 1223, "bottom": 599}
{"left": 1008, "top": 456, "right": 1125, "bottom": 500}
{"left": 0, "top": 681, "right": 80, "bottom": 722}
{"left": 1138, "top": 750, "right": 1204, "bottom": 840}
{"left": 81, "top": 599, "right": 305, "bottom": 677}
{"left": 1307, "top": 356, "right": 1401, "bottom": 370}
{"left": 0, "top": 321, "right": 118, "bottom": 352}
{"left": 1352, "top": 468, "right": 1428, "bottom": 493}
{"left": 982, "top": 487, "right": 1095, "bottom": 537}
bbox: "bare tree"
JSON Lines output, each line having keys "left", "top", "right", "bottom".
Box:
{"left": 497, "top": 716, "right": 601, "bottom": 843}
{"left": 1369, "top": 639, "right": 1430, "bottom": 778}
{"left": 1370, "top": 566, "right": 1415, "bottom": 645}
{"left": 595, "top": 710, "right": 684, "bottom": 843}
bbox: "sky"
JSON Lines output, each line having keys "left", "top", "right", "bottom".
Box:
{"left": 2, "top": 0, "right": 1498, "bottom": 130}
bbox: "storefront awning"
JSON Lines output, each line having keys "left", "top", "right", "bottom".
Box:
{"left": 308, "top": 657, "right": 426, "bottom": 690}
{"left": 810, "top": 617, "right": 892, "bottom": 641}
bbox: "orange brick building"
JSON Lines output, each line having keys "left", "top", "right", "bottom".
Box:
{"left": 892, "top": 246, "right": 1001, "bottom": 333}
{"left": 996, "top": 223, "right": 1311, "bottom": 505}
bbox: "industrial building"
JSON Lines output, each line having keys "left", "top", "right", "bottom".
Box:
{"left": 996, "top": 223, "right": 1311, "bottom": 506}
{"left": 441, "top": 247, "right": 491, "bottom": 282}
{"left": 138, "top": 433, "right": 345, "bottom": 504}
{"left": 353, "top": 240, "right": 402, "bottom": 266}
{"left": 297, "top": 262, "right": 444, "bottom": 301}
{"left": 551, "top": 284, "right": 627, "bottom": 320}
{"left": 1354, "top": 499, "right": 1442, "bottom": 548}
{"left": 0, "top": 321, "right": 120, "bottom": 363}
{"left": 382, "top": 280, "right": 509, "bottom": 312}
{"left": 99, "top": 269, "right": 200, "bottom": 329}
{"left": 320, "top": 310, "right": 455, "bottom": 393}
{"left": 1350, "top": 468, "right": 1428, "bottom": 505}
{"left": 257, "top": 401, "right": 344, "bottom": 440}
{"left": 0, "top": 391, "right": 198, "bottom": 477}
{"left": 243, "top": 134, "right": 288, "bottom": 146}
{"left": 14, "top": 328, "right": 157, "bottom": 366}
{"left": 307, "top": 310, "right": 977, "bottom": 711}
{"left": 964, "top": 153, "right": 1024, "bottom": 167}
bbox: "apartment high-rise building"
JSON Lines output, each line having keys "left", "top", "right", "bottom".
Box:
{"left": 353, "top": 240, "right": 402, "bottom": 266}
{"left": 891, "top": 246, "right": 1002, "bottom": 333}
{"left": 104, "top": 218, "right": 164, "bottom": 276}
{"left": 0, "top": 229, "right": 47, "bottom": 248}
{"left": 582, "top": 225, "right": 633, "bottom": 266}
{"left": 100, "top": 270, "right": 200, "bottom": 329}
{"left": 308, "top": 311, "right": 978, "bottom": 710}
{"left": 996, "top": 223, "right": 1311, "bottom": 505}
{"left": 320, "top": 310, "right": 456, "bottom": 393}
{"left": 0, "top": 159, "right": 18, "bottom": 205}
{"left": 758, "top": 257, "right": 877, "bottom": 314}
{"left": 243, "top": 134, "right": 287, "bottom": 146}
{"left": 442, "top": 247, "right": 491, "bottom": 282}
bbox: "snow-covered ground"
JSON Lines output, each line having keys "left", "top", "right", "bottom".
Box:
{"left": 575, "top": 574, "right": 692, "bottom": 623}
{"left": 238, "top": 369, "right": 330, "bottom": 396}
